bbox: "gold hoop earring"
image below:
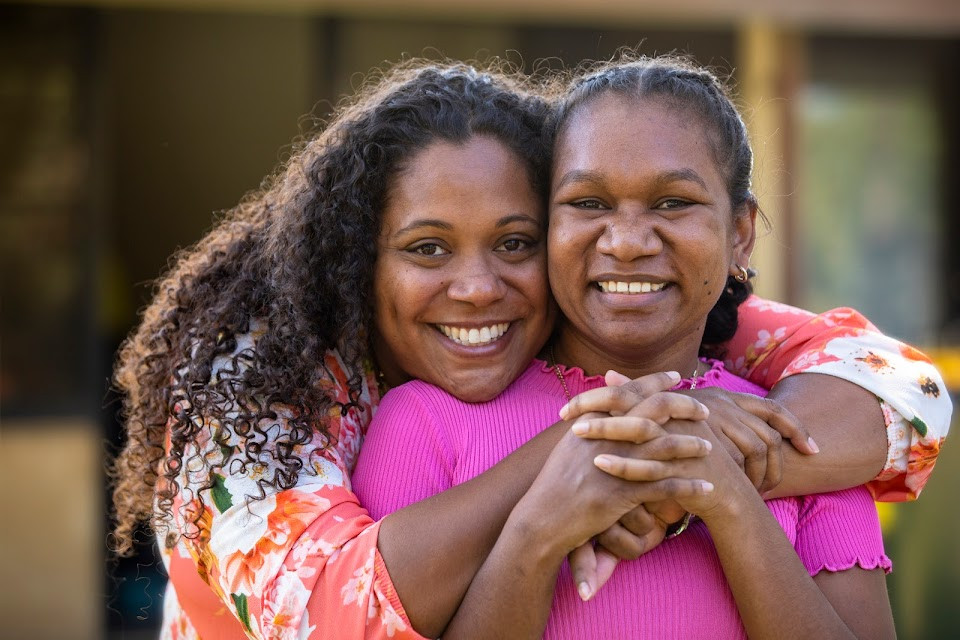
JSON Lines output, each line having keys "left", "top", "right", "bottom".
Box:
{"left": 734, "top": 264, "right": 749, "bottom": 282}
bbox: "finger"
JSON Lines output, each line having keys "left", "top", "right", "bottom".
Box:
{"left": 644, "top": 499, "right": 686, "bottom": 528}
{"left": 621, "top": 476, "right": 716, "bottom": 504}
{"left": 571, "top": 416, "right": 665, "bottom": 444}
{"left": 596, "top": 522, "right": 646, "bottom": 560}
{"left": 618, "top": 503, "right": 657, "bottom": 538}
{"left": 594, "top": 449, "right": 710, "bottom": 482}
{"left": 568, "top": 543, "right": 597, "bottom": 601}
{"left": 559, "top": 386, "right": 646, "bottom": 421}
{"left": 633, "top": 434, "right": 714, "bottom": 461}
{"left": 733, "top": 394, "right": 818, "bottom": 455}
{"left": 626, "top": 392, "right": 710, "bottom": 424}
{"left": 559, "top": 371, "right": 681, "bottom": 420}
{"left": 718, "top": 419, "right": 768, "bottom": 489}
{"left": 592, "top": 546, "right": 620, "bottom": 595}
{"left": 604, "top": 370, "right": 632, "bottom": 386}
{"left": 733, "top": 412, "right": 785, "bottom": 493}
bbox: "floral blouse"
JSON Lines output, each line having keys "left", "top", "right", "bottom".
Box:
{"left": 158, "top": 296, "right": 951, "bottom": 639}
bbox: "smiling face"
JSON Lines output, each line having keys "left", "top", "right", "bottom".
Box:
{"left": 372, "top": 136, "right": 554, "bottom": 402}
{"left": 548, "top": 94, "right": 756, "bottom": 378}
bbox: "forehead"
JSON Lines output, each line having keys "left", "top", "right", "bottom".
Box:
{"left": 554, "top": 94, "right": 722, "bottom": 182}
{"left": 383, "top": 136, "right": 542, "bottom": 225}
{"left": 391, "top": 136, "right": 527, "bottom": 195}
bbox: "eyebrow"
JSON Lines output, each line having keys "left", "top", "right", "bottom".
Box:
{"left": 393, "top": 219, "right": 454, "bottom": 235}
{"left": 393, "top": 213, "right": 540, "bottom": 236}
{"left": 554, "top": 168, "right": 709, "bottom": 192}
{"left": 652, "top": 168, "right": 709, "bottom": 191}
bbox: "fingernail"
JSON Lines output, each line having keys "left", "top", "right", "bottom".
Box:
{"left": 594, "top": 455, "right": 612, "bottom": 471}
{"left": 807, "top": 437, "right": 820, "bottom": 454}
{"left": 571, "top": 421, "right": 589, "bottom": 435}
{"left": 701, "top": 481, "right": 715, "bottom": 492}
{"left": 700, "top": 438, "right": 712, "bottom": 452}
{"left": 578, "top": 581, "right": 593, "bottom": 601}
{"left": 558, "top": 402, "right": 570, "bottom": 420}
{"left": 666, "top": 371, "right": 681, "bottom": 382}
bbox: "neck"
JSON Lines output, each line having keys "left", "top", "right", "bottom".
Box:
{"left": 551, "top": 322, "right": 703, "bottom": 381}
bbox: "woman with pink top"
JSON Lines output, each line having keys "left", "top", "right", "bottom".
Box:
{"left": 354, "top": 56, "right": 905, "bottom": 638}
{"left": 110, "top": 59, "right": 948, "bottom": 639}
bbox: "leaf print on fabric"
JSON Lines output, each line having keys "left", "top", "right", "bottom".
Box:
{"left": 231, "top": 592, "right": 252, "bottom": 633}
{"left": 211, "top": 474, "right": 233, "bottom": 513}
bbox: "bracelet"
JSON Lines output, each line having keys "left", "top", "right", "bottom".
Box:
{"left": 666, "top": 512, "right": 694, "bottom": 539}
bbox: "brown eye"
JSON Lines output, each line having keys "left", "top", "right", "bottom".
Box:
{"left": 571, "top": 198, "right": 607, "bottom": 210}
{"left": 655, "top": 198, "right": 693, "bottom": 210}
{"left": 411, "top": 243, "right": 448, "bottom": 257}
{"left": 496, "top": 238, "right": 531, "bottom": 252}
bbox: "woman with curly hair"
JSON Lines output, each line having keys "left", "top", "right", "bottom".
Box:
{"left": 111, "top": 59, "right": 950, "bottom": 639}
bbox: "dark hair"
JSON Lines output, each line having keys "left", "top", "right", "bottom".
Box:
{"left": 550, "top": 53, "right": 757, "bottom": 356}
{"left": 110, "top": 60, "right": 552, "bottom": 555}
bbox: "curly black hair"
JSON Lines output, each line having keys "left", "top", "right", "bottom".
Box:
{"left": 549, "top": 53, "right": 760, "bottom": 358}
{"left": 110, "top": 59, "right": 553, "bottom": 555}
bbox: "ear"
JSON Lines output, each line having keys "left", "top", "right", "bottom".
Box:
{"left": 729, "top": 197, "right": 757, "bottom": 274}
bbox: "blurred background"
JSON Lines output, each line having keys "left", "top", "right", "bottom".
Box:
{"left": 1, "top": 0, "right": 958, "bottom": 638}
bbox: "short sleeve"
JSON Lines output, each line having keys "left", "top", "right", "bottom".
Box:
{"left": 726, "top": 295, "right": 952, "bottom": 500}
{"left": 794, "top": 487, "right": 892, "bottom": 577}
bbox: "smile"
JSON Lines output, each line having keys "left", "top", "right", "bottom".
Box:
{"left": 437, "top": 323, "right": 511, "bottom": 346}
{"left": 597, "top": 281, "right": 667, "bottom": 294}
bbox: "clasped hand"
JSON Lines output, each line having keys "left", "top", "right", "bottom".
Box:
{"left": 546, "top": 370, "right": 816, "bottom": 601}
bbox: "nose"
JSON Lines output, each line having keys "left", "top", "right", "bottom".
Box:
{"left": 447, "top": 255, "right": 508, "bottom": 307}
{"left": 595, "top": 207, "right": 663, "bottom": 261}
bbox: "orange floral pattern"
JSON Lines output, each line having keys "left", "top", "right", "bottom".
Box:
{"left": 159, "top": 297, "right": 951, "bottom": 638}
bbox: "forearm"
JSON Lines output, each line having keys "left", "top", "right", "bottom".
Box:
{"left": 704, "top": 496, "right": 858, "bottom": 640}
{"left": 377, "top": 420, "right": 567, "bottom": 637}
{"left": 764, "top": 373, "right": 886, "bottom": 499}
{"left": 442, "top": 510, "right": 563, "bottom": 640}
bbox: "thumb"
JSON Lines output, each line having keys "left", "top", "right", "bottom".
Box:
{"left": 593, "top": 546, "right": 620, "bottom": 594}
{"left": 568, "top": 543, "right": 598, "bottom": 601}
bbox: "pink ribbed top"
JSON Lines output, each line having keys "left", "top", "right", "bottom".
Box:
{"left": 352, "top": 359, "right": 891, "bottom": 639}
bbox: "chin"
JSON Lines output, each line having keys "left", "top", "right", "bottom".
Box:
{"left": 435, "top": 375, "right": 509, "bottom": 404}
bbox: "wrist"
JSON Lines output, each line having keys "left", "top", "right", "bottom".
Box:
{"left": 504, "top": 499, "right": 577, "bottom": 567}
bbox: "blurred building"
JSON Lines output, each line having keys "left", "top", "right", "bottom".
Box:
{"left": 1, "top": 1, "right": 958, "bottom": 638}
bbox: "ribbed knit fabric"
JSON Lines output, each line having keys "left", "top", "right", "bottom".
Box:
{"left": 352, "top": 359, "right": 891, "bottom": 639}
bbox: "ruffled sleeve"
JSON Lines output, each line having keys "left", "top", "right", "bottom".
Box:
{"left": 158, "top": 344, "right": 426, "bottom": 640}
{"left": 725, "top": 295, "right": 952, "bottom": 501}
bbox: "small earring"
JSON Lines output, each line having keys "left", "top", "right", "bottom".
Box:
{"left": 734, "top": 264, "right": 749, "bottom": 282}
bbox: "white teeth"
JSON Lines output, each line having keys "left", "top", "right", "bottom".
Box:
{"left": 438, "top": 323, "right": 511, "bottom": 346}
{"left": 598, "top": 281, "right": 666, "bottom": 294}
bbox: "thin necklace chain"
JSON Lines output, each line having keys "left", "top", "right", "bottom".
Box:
{"left": 549, "top": 344, "right": 572, "bottom": 401}
{"left": 549, "top": 344, "right": 703, "bottom": 399}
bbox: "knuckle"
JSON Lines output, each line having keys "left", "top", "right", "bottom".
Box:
{"left": 731, "top": 450, "right": 745, "bottom": 467}
{"left": 747, "top": 441, "right": 767, "bottom": 459}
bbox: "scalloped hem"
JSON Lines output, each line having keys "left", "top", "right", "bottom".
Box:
{"left": 535, "top": 356, "right": 726, "bottom": 389}
{"left": 809, "top": 555, "right": 893, "bottom": 576}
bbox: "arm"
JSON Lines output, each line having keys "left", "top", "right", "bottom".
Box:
{"left": 591, "top": 417, "right": 895, "bottom": 639}
{"left": 443, "top": 410, "right": 715, "bottom": 640}
{"left": 352, "top": 384, "right": 566, "bottom": 637}
{"left": 727, "top": 296, "right": 952, "bottom": 500}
